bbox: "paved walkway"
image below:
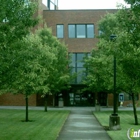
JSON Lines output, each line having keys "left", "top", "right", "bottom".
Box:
{"left": 56, "top": 107, "right": 111, "bottom": 140}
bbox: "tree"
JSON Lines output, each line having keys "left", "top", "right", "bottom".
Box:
{"left": 0, "top": 0, "right": 39, "bottom": 94}
{"left": 115, "top": 6, "right": 140, "bottom": 125}
{"left": 7, "top": 33, "right": 55, "bottom": 121}
{"left": 85, "top": 5, "right": 140, "bottom": 124}
{"left": 84, "top": 48, "right": 112, "bottom": 93}
{"left": 84, "top": 39, "right": 125, "bottom": 107}
{"left": 95, "top": 7, "right": 140, "bottom": 124}
{"left": 0, "top": 0, "right": 38, "bottom": 46}
{"left": 38, "top": 27, "right": 70, "bottom": 111}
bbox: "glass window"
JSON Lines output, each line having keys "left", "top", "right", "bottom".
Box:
{"left": 77, "top": 25, "right": 86, "bottom": 38}
{"left": 50, "top": 2, "right": 55, "bottom": 9}
{"left": 71, "top": 68, "right": 76, "bottom": 84}
{"left": 68, "top": 24, "right": 94, "bottom": 38}
{"left": 57, "top": 25, "right": 64, "bottom": 38}
{"left": 77, "top": 68, "right": 86, "bottom": 83}
{"left": 77, "top": 53, "right": 86, "bottom": 67}
{"left": 71, "top": 53, "right": 76, "bottom": 67}
{"left": 69, "top": 53, "right": 88, "bottom": 84}
{"left": 68, "top": 25, "right": 75, "bottom": 38}
{"left": 87, "top": 25, "right": 94, "bottom": 38}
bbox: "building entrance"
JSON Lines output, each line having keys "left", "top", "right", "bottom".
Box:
{"left": 66, "top": 85, "right": 95, "bottom": 106}
{"left": 69, "top": 92, "right": 94, "bottom": 106}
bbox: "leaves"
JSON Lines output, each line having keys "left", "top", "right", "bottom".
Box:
{"left": 0, "top": 25, "right": 70, "bottom": 96}
{"left": 0, "top": 0, "right": 38, "bottom": 46}
{"left": 85, "top": 4, "right": 140, "bottom": 95}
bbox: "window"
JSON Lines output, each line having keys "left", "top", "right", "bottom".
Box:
{"left": 87, "top": 25, "right": 94, "bottom": 38}
{"left": 57, "top": 24, "right": 64, "bottom": 38}
{"left": 68, "top": 24, "right": 94, "bottom": 38}
{"left": 46, "top": 0, "right": 58, "bottom": 10}
{"left": 68, "top": 25, "right": 75, "bottom": 38}
{"left": 77, "top": 25, "right": 86, "bottom": 38}
{"left": 69, "top": 53, "right": 89, "bottom": 84}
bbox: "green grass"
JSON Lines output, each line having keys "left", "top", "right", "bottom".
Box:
{"left": 94, "top": 111, "right": 140, "bottom": 140}
{"left": 0, "top": 109, "right": 70, "bottom": 140}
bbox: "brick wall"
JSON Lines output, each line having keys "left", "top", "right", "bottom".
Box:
{"left": 0, "top": 93, "right": 37, "bottom": 106}
{"left": 108, "top": 93, "right": 140, "bottom": 107}
{"left": 43, "top": 9, "right": 117, "bottom": 52}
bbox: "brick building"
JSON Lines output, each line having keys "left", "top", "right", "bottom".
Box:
{"left": 0, "top": 0, "right": 136, "bottom": 107}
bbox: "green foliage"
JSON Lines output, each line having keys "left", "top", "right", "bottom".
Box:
{"left": 0, "top": 26, "right": 70, "bottom": 121}
{"left": 97, "top": 13, "right": 118, "bottom": 41}
{"left": 0, "top": 0, "right": 39, "bottom": 95}
{"left": 85, "top": 2, "right": 140, "bottom": 124}
{"left": 0, "top": 25, "right": 70, "bottom": 96}
{"left": 0, "top": 0, "right": 38, "bottom": 46}
{"left": 85, "top": 4, "right": 140, "bottom": 95}
{"left": 38, "top": 26, "right": 70, "bottom": 94}
{"left": 9, "top": 33, "right": 55, "bottom": 95}
{"left": 84, "top": 48, "right": 113, "bottom": 93}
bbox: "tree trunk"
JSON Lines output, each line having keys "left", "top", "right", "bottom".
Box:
{"left": 25, "top": 94, "right": 29, "bottom": 122}
{"left": 44, "top": 94, "right": 48, "bottom": 112}
{"left": 53, "top": 95, "right": 55, "bottom": 107}
{"left": 132, "top": 92, "right": 138, "bottom": 125}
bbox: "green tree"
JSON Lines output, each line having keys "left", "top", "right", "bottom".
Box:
{"left": 6, "top": 33, "right": 55, "bottom": 122}
{"left": 86, "top": 5, "right": 140, "bottom": 124}
{"left": 84, "top": 48, "right": 112, "bottom": 93}
{"left": 0, "top": 0, "right": 38, "bottom": 46}
{"left": 38, "top": 27, "right": 70, "bottom": 111}
{"left": 0, "top": 0, "right": 39, "bottom": 94}
{"left": 115, "top": 5, "right": 140, "bottom": 125}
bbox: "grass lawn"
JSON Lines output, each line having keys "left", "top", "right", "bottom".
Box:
{"left": 0, "top": 109, "right": 70, "bottom": 140}
{"left": 94, "top": 111, "right": 140, "bottom": 140}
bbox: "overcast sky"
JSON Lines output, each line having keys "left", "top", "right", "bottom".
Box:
{"left": 42, "top": 0, "right": 130, "bottom": 9}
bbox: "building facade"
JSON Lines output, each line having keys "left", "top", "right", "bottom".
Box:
{"left": 42, "top": 8, "right": 117, "bottom": 107}
{"left": 0, "top": 0, "right": 137, "bottom": 107}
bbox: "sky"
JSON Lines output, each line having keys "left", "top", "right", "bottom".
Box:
{"left": 42, "top": 0, "right": 130, "bottom": 9}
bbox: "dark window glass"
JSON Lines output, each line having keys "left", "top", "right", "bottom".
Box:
{"left": 68, "top": 24, "right": 94, "bottom": 38}
{"left": 57, "top": 25, "right": 64, "bottom": 38}
{"left": 77, "top": 68, "right": 86, "bottom": 83}
{"left": 77, "top": 53, "right": 86, "bottom": 67}
{"left": 71, "top": 68, "right": 76, "bottom": 84}
{"left": 71, "top": 53, "right": 76, "bottom": 67}
{"left": 69, "top": 53, "right": 89, "bottom": 84}
{"left": 68, "top": 25, "right": 75, "bottom": 38}
{"left": 87, "top": 25, "right": 94, "bottom": 38}
{"left": 77, "top": 25, "right": 86, "bottom": 38}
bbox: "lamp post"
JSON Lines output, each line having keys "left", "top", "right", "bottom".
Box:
{"left": 110, "top": 35, "right": 117, "bottom": 116}
{"left": 109, "top": 35, "right": 121, "bottom": 130}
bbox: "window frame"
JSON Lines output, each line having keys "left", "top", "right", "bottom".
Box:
{"left": 56, "top": 24, "right": 64, "bottom": 38}
{"left": 68, "top": 24, "right": 94, "bottom": 38}
{"left": 69, "top": 52, "right": 89, "bottom": 84}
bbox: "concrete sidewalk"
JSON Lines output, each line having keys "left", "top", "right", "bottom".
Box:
{"left": 56, "top": 107, "right": 111, "bottom": 140}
